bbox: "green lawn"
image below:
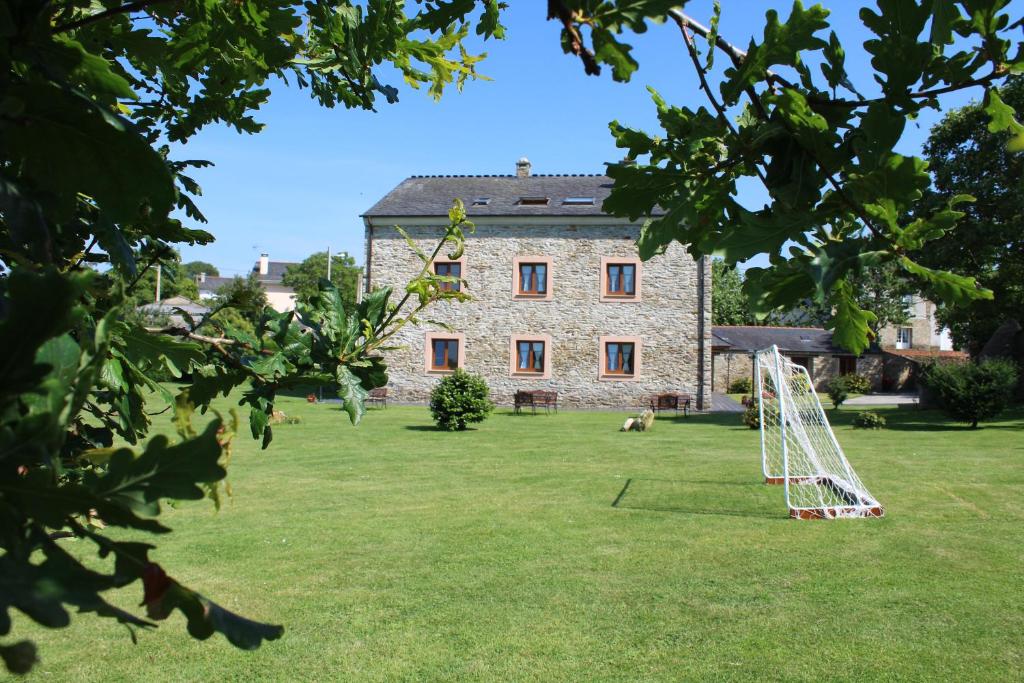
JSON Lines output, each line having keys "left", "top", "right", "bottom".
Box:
{"left": 15, "top": 399, "right": 1024, "bottom": 681}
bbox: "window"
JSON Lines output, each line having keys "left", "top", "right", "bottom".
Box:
{"left": 518, "top": 197, "right": 549, "bottom": 206}
{"left": 839, "top": 356, "right": 857, "bottom": 375}
{"left": 431, "top": 338, "right": 459, "bottom": 370}
{"left": 563, "top": 197, "right": 594, "bottom": 205}
{"left": 600, "top": 257, "right": 642, "bottom": 302}
{"left": 519, "top": 262, "right": 547, "bottom": 294}
{"left": 896, "top": 327, "right": 913, "bottom": 349}
{"left": 423, "top": 332, "right": 465, "bottom": 373}
{"left": 606, "top": 342, "right": 635, "bottom": 374}
{"left": 789, "top": 356, "right": 811, "bottom": 372}
{"left": 509, "top": 334, "right": 552, "bottom": 379}
{"left": 599, "top": 335, "right": 642, "bottom": 381}
{"left": 472, "top": 197, "right": 490, "bottom": 206}
{"left": 512, "top": 256, "right": 553, "bottom": 300}
{"left": 606, "top": 264, "right": 636, "bottom": 295}
{"left": 434, "top": 260, "right": 461, "bottom": 292}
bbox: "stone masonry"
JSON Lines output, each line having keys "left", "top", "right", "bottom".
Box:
{"left": 366, "top": 221, "right": 711, "bottom": 409}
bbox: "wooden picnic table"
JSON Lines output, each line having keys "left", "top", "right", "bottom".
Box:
{"left": 648, "top": 392, "right": 691, "bottom": 416}
{"left": 513, "top": 390, "right": 558, "bottom": 414}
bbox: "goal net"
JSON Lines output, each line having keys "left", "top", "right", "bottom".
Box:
{"left": 753, "top": 345, "right": 883, "bottom": 519}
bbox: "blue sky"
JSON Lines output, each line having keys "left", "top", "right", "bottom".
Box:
{"left": 176, "top": 1, "right": 1014, "bottom": 277}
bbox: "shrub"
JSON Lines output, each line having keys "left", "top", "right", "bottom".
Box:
{"left": 728, "top": 377, "right": 753, "bottom": 394}
{"left": 429, "top": 369, "right": 494, "bottom": 431}
{"left": 842, "top": 373, "right": 872, "bottom": 394}
{"left": 852, "top": 411, "right": 887, "bottom": 429}
{"left": 921, "top": 359, "right": 1018, "bottom": 428}
{"left": 827, "top": 377, "right": 850, "bottom": 410}
{"left": 742, "top": 401, "right": 760, "bottom": 429}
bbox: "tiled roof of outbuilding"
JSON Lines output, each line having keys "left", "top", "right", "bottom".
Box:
{"left": 363, "top": 174, "right": 663, "bottom": 218}
{"left": 712, "top": 326, "right": 881, "bottom": 355}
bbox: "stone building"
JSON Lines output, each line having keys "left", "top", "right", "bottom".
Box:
{"left": 362, "top": 159, "right": 711, "bottom": 410}
{"left": 711, "top": 326, "right": 883, "bottom": 392}
{"left": 877, "top": 295, "right": 955, "bottom": 351}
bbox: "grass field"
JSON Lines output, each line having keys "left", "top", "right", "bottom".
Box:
{"left": 15, "top": 398, "right": 1024, "bottom": 681}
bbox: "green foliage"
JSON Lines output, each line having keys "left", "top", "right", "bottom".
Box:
{"left": 182, "top": 261, "right": 220, "bottom": 278}
{"left": 429, "top": 369, "right": 494, "bottom": 431}
{"left": 282, "top": 251, "right": 362, "bottom": 307}
{"left": 130, "top": 250, "right": 201, "bottom": 308}
{"left": 212, "top": 274, "right": 269, "bottom": 326}
{"left": 842, "top": 373, "right": 872, "bottom": 395}
{"left": 921, "top": 76, "right": 1024, "bottom": 354}
{"left": 852, "top": 410, "right": 887, "bottom": 429}
{"left": 552, "top": 0, "right": 1019, "bottom": 353}
{"left": 728, "top": 377, "right": 753, "bottom": 394}
{"left": 828, "top": 377, "right": 850, "bottom": 410}
{"left": 922, "top": 359, "right": 1019, "bottom": 428}
{"left": 0, "top": 0, "right": 504, "bottom": 672}
{"left": 712, "top": 259, "right": 754, "bottom": 325}
{"left": 742, "top": 401, "right": 761, "bottom": 429}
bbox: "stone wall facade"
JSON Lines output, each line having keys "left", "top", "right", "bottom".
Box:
{"left": 878, "top": 297, "right": 954, "bottom": 351}
{"left": 365, "top": 219, "right": 711, "bottom": 410}
{"left": 711, "top": 351, "right": 753, "bottom": 392}
{"left": 712, "top": 350, "right": 884, "bottom": 393}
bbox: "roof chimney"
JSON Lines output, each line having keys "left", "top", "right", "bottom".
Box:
{"left": 516, "top": 156, "right": 531, "bottom": 178}
{"left": 258, "top": 254, "right": 269, "bottom": 276}
{"left": 197, "top": 272, "right": 206, "bottom": 283}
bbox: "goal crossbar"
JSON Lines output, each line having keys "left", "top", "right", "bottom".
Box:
{"left": 754, "top": 345, "right": 883, "bottom": 520}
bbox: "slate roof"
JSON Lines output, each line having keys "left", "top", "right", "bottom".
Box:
{"left": 251, "top": 260, "right": 293, "bottom": 282}
{"left": 363, "top": 175, "right": 663, "bottom": 218}
{"left": 197, "top": 276, "right": 235, "bottom": 292}
{"left": 198, "top": 273, "right": 295, "bottom": 293}
{"left": 712, "top": 326, "right": 880, "bottom": 355}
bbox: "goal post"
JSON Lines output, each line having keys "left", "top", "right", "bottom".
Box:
{"left": 753, "top": 345, "right": 883, "bottom": 520}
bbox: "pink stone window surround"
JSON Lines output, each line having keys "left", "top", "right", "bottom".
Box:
{"left": 600, "top": 256, "right": 642, "bottom": 302}
{"left": 512, "top": 255, "right": 554, "bottom": 301}
{"left": 509, "top": 333, "right": 553, "bottom": 380}
{"left": 599, "top": 335, "right": 642, "bottom": 382}
{"left": 431, "top": 254, "right": 465, "bottom": 293}
{"left": 424, "top": 331, "right": 466, "bottom": 374}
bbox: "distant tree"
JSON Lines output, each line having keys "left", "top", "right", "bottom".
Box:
{"left": 214, "top": 274, "right": 269, "bottom": 325}
{"left": 712, "top": 259, "right": 754, "bottom": 325}
{"left": 765, "top": 262, "right": 911, "bottom": 333}
{"left": 920, "top": 76, "right": 1024, "bottom": 355}
{"left": 131, "top": 249, "right": 200, "bottom": 306}
{"left": 282, "top": 251, "right": 361, "bottom": 307}
{"left": 182, "top": 261, "right": 220, "bottom": 279}
{"left": 849, "top": 261, "right": 913, "bottom": 335}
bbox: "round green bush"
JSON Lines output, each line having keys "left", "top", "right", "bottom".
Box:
{"left": 742, "top": 401, "right": 760, "bottom": 429}
{"left": 852, "top": 411, "right": 886, "bottom": 429}
{"left": 429, "top": 369, "right": 495, "bottom": 431}
{"left": 921, "top": 359, "right": 1018, "bottom": 428}
{"left": 842, "top": 373, "right": 872, "bottom": 394}
{"left": 827, "top": 377, "right": 850, "bottom": 409}
{"left": 728, "top": 377, "right": 753, "bottom": 394}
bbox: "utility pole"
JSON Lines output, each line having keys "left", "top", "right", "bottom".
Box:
{"left": 326, "top": 246, "right": 332, "bottom": 282}
{"left": 155, "top": 264, "right": 162, "bottom": 303}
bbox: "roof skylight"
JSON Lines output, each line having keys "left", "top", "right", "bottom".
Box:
{"left": 472, "top": 197, "right": 491, "bottom": 206}
{"left": 563, "top": 197, "right": 595, "bottom": 205}
{"left": 518, "top": 197, "right": 550, "bottom": 206}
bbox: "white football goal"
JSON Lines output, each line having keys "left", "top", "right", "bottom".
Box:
{"left": 753, "top": 345, "right": 883, "bottom": 520}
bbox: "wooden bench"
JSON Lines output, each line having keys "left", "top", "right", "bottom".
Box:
{"left": 514, "top": 390, "right": 558, "bottom": 414}
{"left": 366, "top": 387, "right": 388, "bottom": 408}
{"left": 649, "top": 393, "right": 691, "bottom": 416}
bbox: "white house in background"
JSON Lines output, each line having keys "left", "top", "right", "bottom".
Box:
{"left": 878, "top": 295, "right": 955, "bottom": 351}
{"left": 196, "top": 254, "right": 299, "bottom": 312}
